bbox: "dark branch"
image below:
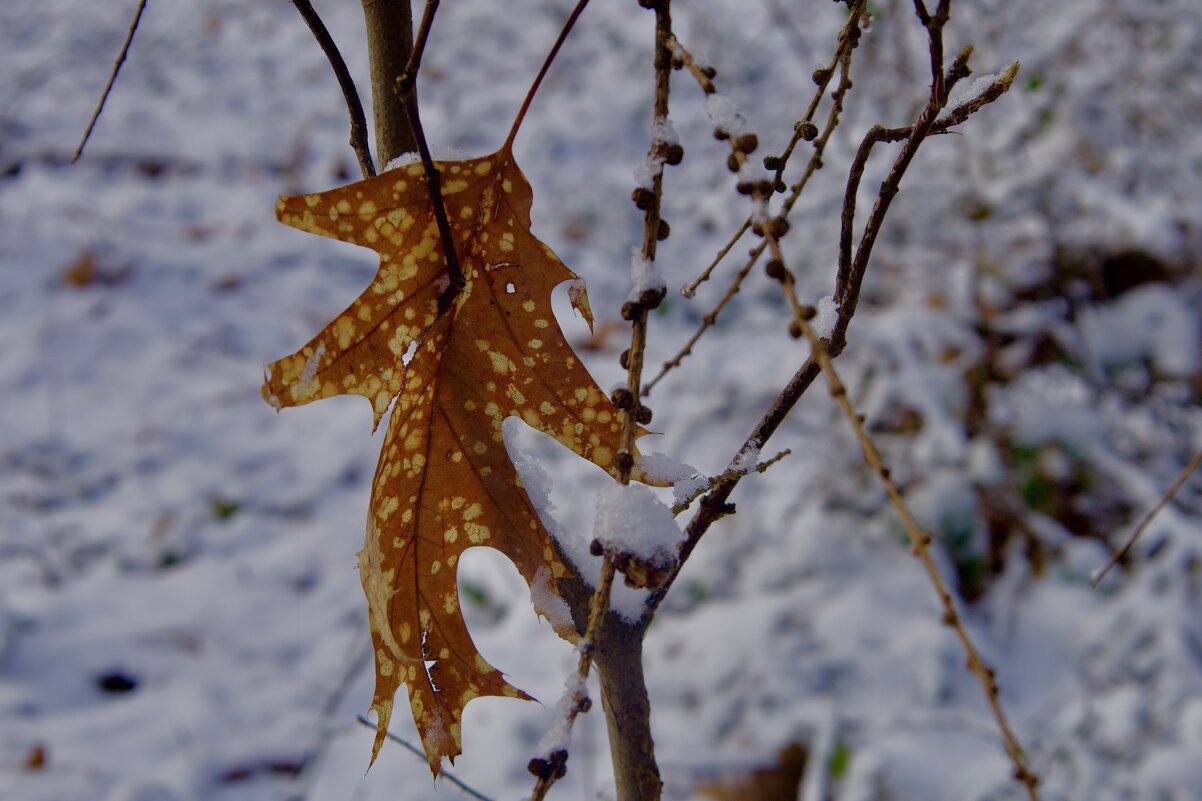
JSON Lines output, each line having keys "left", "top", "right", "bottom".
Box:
{"left": 503, "top": 0, "right": 594, "bottom": 153}
{"left": 1093, "top": 445, "right": 1202, "bottom": 587}
{"left": 354, "top": 716, "right": 496, "bottom": 801}
{"left": 389, "top": 0, "right": 464, "bottom": 313}
{"left": 291, "top": 0, "right": 376, "bottom": 179}
{"left": 73, "top": 0, "right": 148, "bottom": 163}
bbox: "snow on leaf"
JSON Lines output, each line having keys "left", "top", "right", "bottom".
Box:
{"left": 262, "top": 150, "right": 656, "bottom": 773}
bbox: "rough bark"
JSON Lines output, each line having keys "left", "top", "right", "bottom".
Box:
{"left": 596, "top": 615, "right": 661, "bottom": 801}
{"left": 361, "top": 0, "right": 417, "bottom": 165}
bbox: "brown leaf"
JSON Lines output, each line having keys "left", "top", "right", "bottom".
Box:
{"left": 59, "top": 250, "right": 130, "bottom": 288}
{"left": 23, "top": 743, "right": 47, "bottom": 771}
{"left": 697, "top": 743, "right": 809, "bottom": 801}
{"left": 264, "top": 149, "right": 651, "bottom": 772}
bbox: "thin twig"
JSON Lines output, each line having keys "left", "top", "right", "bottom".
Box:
{"left": 503, "top": 0, "right": 593, "bottom": 153}
{"left": 354, "top": 716, "right": 495, "bottom": 801}
{"left": 73, "top": 0, "right": 148, "bottom": 163}
{"left": 789, "top": 299, "right": 1041, "bottom": 799}
{"left": 646, "top": 34, "right": 858, "bottom": 395}
{"left": 834, "top": 20, "right": 959, "bottom": 318}
{"left": 289, "top": 638, "right": 373, "bottom": 797}
{"left": 671, "top": 449, "right": 791, "bottom": 515}
{"left": 649, "top": 0, "right": 1022, "bottom": 690}
{"left": 761, "top": 203, "right": 1041, "bottom": 797}
{"left": 832, "top": 49, "right": 1007, "bottom": 348}
{"left": 617, "top": 0, "right": 674, "bottom": 478}
{"left": 529, "top": 557, "right": 617, "bottom": 801}
{"left": 528, "top": 6, "right": 663, "bottom": 798}
{"left": 290, "top": 0, "right": 375, "bottom": 179}
{"left": 390, "top": 0, "right": 463, "bottom": 312}
{"left": 769, "top": 0, "right": 866, "bottom": 187}
{"left": 646, "top": 250, "right": 760, "bottom": 395}
{"left": 680, "top": 219, "right": 750, "bottom": 299}
{"left": 683, "top": 4, "right": 1041, "bottom": 796}
{"left": 399, "top": 0, "right": 440, "bottom": 86}
{"left": 1092, "top": 445, "right": 1202, "bottom": 587}
{"left": 533, "top": 6, "right": 674, "bottom": 798}
{"left": 673, "top": 3, "right": 864, "bottom": 298}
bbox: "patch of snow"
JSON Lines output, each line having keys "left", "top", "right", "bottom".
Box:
{"left": 529, "top": 566, "right": 574, "bottom": 636}
{"left": 383, "top": 146, "right": 472, "bottom": 172}
{"left": 730, "top": 438, "right": 761, "bottom": 473}
{"left": 532, "top": 671, "right": 587, "bottom": 759}
{"left": 633, "top": 117, "right": 679, "bottom": 190}
{"left": 946, "top": 61, "right": 1020, "bottom": 111}
{"left": 629, "top": 246, "right": 664, "bottom": 300}
{"left": 705, "top": 93, "right": 746, "bottom": 136}
{"left": 1078, "top": 284, "right": 1200, "bottom": 377}
{"left": 634, "top": 452, "right": 697, "bottom": 484}
{"left": 812, "top": 295, "right": 839, "bottom": 339}
{"left": 671, "top": 473, "right": 709, "bottom": 508}
{"left": 593, "top": 481, "right": 682, "bottom": 564}
{"left": 299, "top": 342, "right": 325, "bottom": 387}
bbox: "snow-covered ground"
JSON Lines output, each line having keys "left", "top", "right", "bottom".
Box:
{"left": 2, "top": 1, "right": 1201, "bottom": 800}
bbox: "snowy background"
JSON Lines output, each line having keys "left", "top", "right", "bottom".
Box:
{"left": 2, "top": 1, "right": 1201, "bottom": 800}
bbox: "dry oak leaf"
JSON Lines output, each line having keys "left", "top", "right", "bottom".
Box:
{"left": 262, "top": 150, "right": 653, "bottom": 773}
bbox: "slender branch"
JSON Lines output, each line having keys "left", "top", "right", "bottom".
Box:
{"left": 673, "top": 3, "right": 864, "bottom": 298}
{"left": 645, "top": 248, "right": 759, "bottom": 395}
{"left": 355, "top": 716, "right": 495, "bottom": 801}
{"left": 648, "top": 5, "right": 1042, "bottom": 796}
{"left": 646, "top": 36, "right": 858, "bottom": 395}
{"left": 1092, "top": 445, "right": 1202, "bottom": 587}
{"left": 528, "top": 10, "right": 672, "bottom": 796}
{"left": 648, "top": 0, "right": 1018, "bottom": 632}
{"left": 768, "top": 0, "right": 866, "bottom": 187}
{"left": 680, "top": 219, "right": 750, "bottom": 299}
{"left": 834, "top": 49, "right": 1012, "bottom": 346}
{"left": 763, "top": 204, "right": 1042, "bottom": 797}
{"left": 399, "top": 0, "right": 440, "bottom": 87}
{"left": 834, "top": 63, "right": 948, "bottom": 316}
{"left": 528, "top": 557, "right": 617, "bottom": 801}
{"left": 645, "top": 356, "right": 821, "bottom": 618}
{"left": 389, "top": 0, "right": 464, "bottom": 312}
{"left": 291, "top": 0, "right": 376, "bottom": 179}
{"left": 290, "top": 639, "right": 373, "bottom": 791}
{"left": 789, "top": 299, "right": 1040, "bottom": 800}
{"left": 671, "top": 449, "right": 791, "bottom": 515}
{"left": 503, "top": 0, "right": 594, "bottom": 153}
{"left": 536, "top": 8, "right": 676, "bottom": 801}
{"left": 616, "top": 0, "right": 673, "bottom": 485}
{"left": 72, "top": 0, "right": 148, "bottom": 163}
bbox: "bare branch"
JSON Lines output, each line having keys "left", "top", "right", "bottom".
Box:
{"left": 648, "top": 0, "right": 1023, "bottom": 700}
{"left": 528, "top": 557, "right": 616, "bottom": 801}
{"left": 388, "top": 0, "right": 464, "bottom": 313}
{"left": 789, "top": 287, "right": 1041, "bottom": 801}
{"left": 673, "top": 3, "right": 865, "bottom": 299}
{"left": 291, "top": 0, "right": 376, "bottom": 179}
{"left": 646, "top": 34, "right": 858, "bottom": 395}
{"left": 355, "top": 716, "right": 496, "bottom": 801}
{"left": 1092, "top": 445, "right": 1202, "bottom": 587}
{"left": 530, "top": 5, "right": 666, "bottom": 800}
{"left": 671, "top": 449, "right": 791, "bottom": 515}
{"left": 73, "top": 0, "right": 148, "bottom": 163}
{"left": 503, "top": 0, "right": 594, "bottom": 153}
{"left": 680, "top": 219, "right": 750, "bottom": 299}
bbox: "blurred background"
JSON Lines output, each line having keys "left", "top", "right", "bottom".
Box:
{"left": 1, "top": 1, "right": 1200, "bottom": 800}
